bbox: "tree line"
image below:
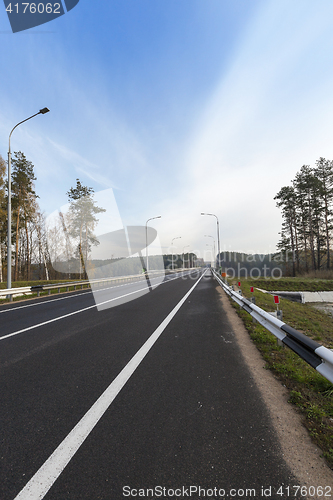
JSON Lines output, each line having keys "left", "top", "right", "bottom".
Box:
{"left": 0, "top": 151, "right": 106, "bottom": 283}
{"left": 217, "top": 251, "right": 282, "bottom": 278}
{"left": 0, "top": 150, "right": 193, "bottom": 284}
{"left": 275, "top": 157, "right": 333, "bottom": 276}
{"left": 0, "top": 151, "right": 45, "bottom": 282}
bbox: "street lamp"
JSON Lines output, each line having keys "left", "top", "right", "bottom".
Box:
{"left": 204, "top": 235, "right": 216, "bottom": 263}
{"left": 145, "top": 216, "right": 161, "bottom": 273}
{"left": 183, "top": 245, "right": 189, "bottom": 269}
{"left": 171, "top": 236, "right": 181, "bottom": 270}
{"left": 7, "top": 108, "right": 50, "bottom": 290}
{"left": 201, "top": 213, "right": 220, "bottom": 269}
{"left": 206, "top": 244, "right": 214, "bottom": 267}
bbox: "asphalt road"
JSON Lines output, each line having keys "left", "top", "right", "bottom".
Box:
{"left": 1, "top": 269, "right": 302, "bottom": 499}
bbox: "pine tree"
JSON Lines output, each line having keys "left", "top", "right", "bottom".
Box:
{"left": 315, "top": 158, "right": 333, "bottom": 269}
{"left": 66, "top": 179, "right": 105, "bottom": 279}
{"left": 11, "top": 151, "right": 37, "bottom": 281}
{"left": 274, "top": 186, "right": 298, "bottom": 276}
{"left": 294, "top": 166, "right": 318, "bottom": 271}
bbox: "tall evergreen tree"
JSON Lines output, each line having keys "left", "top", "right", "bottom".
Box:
{"left": 11, "top": 151, "right": 37, "bottom": 280}
{"left": 294, "top": 166, "right": 318, "bottom": 271}
{"left": 66, "top": 179, "right": 105, "bottom": 279}
{"left": 315, "top": 157, "right": 333, "bottom": 269}
{"left": 274, "top": 185, "right": 299, "bottom": 276}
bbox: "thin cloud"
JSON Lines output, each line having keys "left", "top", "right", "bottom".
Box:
{"left": 175, "top": 0, "right": 333, "bottom": 254}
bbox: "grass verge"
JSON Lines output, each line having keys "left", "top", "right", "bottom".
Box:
{"left": 227, "top": 277, "right": 333, "bottom": 469}
{"left": 251, "top": 277, "right": 333, "bottom": 292}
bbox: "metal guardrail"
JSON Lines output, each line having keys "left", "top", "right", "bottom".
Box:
{"left": 212, "top": 269, "right": 333, "bottom": 385}
{"left": 0, "top": 268, "right": 194, "bottom": 301}
{"left": 0, "top": 270, "right": 168, "bottom": 301}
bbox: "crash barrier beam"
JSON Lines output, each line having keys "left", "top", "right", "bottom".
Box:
{"left": 212, "top": 269, "right": 333, "bottom": 385}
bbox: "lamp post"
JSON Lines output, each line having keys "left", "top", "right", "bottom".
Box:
{"left": 204, "top": 235, "right": 215, "bottom": 264}
{"left": 206, "top": 244, "right": 214, "bottom": 267}
{"left": 201, "top": 213, "right": 220, "bottom": 269}
{"left": 183, "top": 245, "right": 189, "bottom": 269}
{"left": 7, "top": 108, "right": 50, "bottom": 291}
{"left": 171, "top": 236, "right": 181, "bottom": 270}
{"left": 145, "top": 215, "right": 161, "bottom": 273}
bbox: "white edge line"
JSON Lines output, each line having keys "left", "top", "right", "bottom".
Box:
{"left": 14, "top": 269, "right": 207, "bottom": 500}
{"left": 0, "top": 286, "right": 149, "bottom": 341}
{"left": 0, "top": 272, "right": 196, "bottom": 341}
{"left": 0, "top": 290, "right": 92, "bottom": 314}
{"left": 0, "top": 278, "right": 145, "bottom": 313}
{"left": 0, "top": 271, "right": 191, "bottom": 315}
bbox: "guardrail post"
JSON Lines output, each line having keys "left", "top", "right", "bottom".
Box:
{"left": 48, "top": 289, "right": 51, "bottom": 295}
{"left": 277, "top": 310, "right": 283, "bottom": 321}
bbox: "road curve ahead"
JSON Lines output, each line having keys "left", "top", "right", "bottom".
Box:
{"left": 1, "top": 270, "right": 302, "bottom": 499}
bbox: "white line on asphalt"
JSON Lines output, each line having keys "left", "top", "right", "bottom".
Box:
{"left": 14, "top": 269, "right": 207, "bottom": 500}
{"left": 0, "top": 279, "right": 149, "bottom": 313}
{"left": 0, "top": 290, "right": 92, "bottom": 313}
{"left": 0, "top": 285, "right": 155, "bottom": 341}
{"left": 0, "top": 271, "right": 200, "bottom": 341}
{"left": 0, "top": 271, "right": 192, "bottom": 314}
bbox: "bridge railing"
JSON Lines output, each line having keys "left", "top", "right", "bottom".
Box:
{"left": 212, "top": 269, "right": 333, "bottom": 385}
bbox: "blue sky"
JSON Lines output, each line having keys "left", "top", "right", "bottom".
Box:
{"left": 1, "top": 0, "right": 333, "bottom": 261}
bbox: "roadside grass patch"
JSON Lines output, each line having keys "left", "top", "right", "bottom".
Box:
{"left": 251, "top": 277, "right": 333, "bottom": 292}
{"left": 228, "top": 277, "right": 333, "bottom": 469}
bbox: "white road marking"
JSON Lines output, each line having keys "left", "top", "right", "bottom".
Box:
{"left": 0, "top": 271, "right": 199, "bottom": 341}
{"left": 0, "top": 271, "right": 191, "bottom": 314}
{"left": 0, "top": 290, "right": 92, "bottom": 313}
{"left": 14, "top": 270, "right": 207, "bottom": 500}
{"left": 0, "top": 285, "right": 155, "bottom": 341}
